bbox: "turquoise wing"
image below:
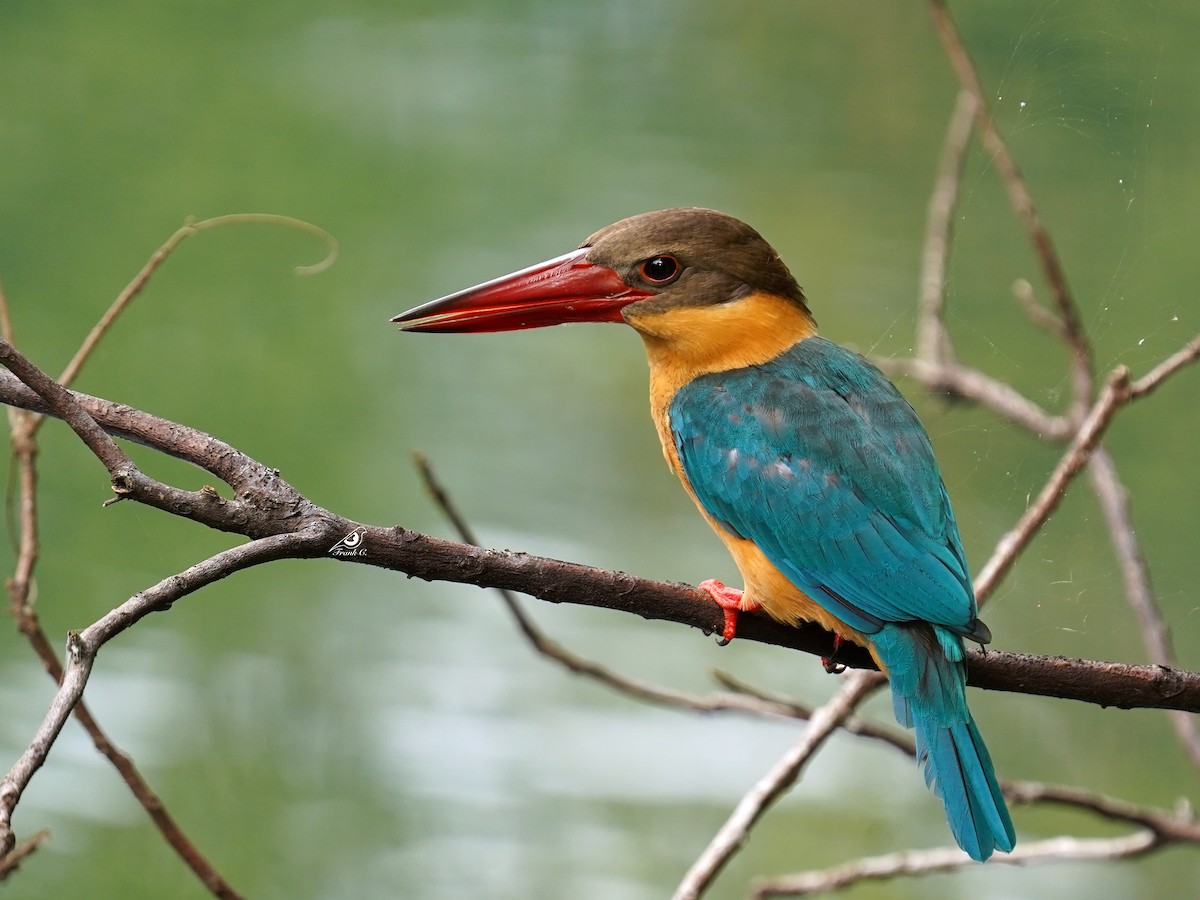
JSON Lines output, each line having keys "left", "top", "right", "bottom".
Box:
{"left": 669, "top": 336, "right": 980, "bottom": 638}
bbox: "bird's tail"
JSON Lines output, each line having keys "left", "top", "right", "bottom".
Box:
{"left": 872, "top": 623, "right": 1015, "bottom": 861}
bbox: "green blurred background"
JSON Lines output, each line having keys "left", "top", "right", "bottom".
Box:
{"left": 1, "top": 1, "right": 1197, "bottom": 897}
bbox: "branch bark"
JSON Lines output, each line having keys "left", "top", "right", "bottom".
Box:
{"left": 0, "top": 365, "right": 1196, "bottom": 714}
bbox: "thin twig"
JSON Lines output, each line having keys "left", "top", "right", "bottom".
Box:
{"left": 1087, "top": 447, "right": 1200, "bottom": 772}
{"left": 0, "top": 532, "right": 316, "bottom": 862}
{"left": 0, "top": 275, "right": 12, "bottom": 344}
{"left": 928, "top": 0, "right": 1093, "bottom": 420}
{"left": 753, "top": 832, "right": 1159, "bottom": 897}
{"left": 1005, "top": 781, "right": 1200, "bottom": 840}
{"left": 3, "top": 337, "right": 243, "bottom": 897}
{"left": 712, "top": 670, "right": 914, "bottom": 755}
{"left": 671, "top": 671, "right": 886, "bottom": 900}
{"left": 0, "top": 338, "right": 307, "bottom": 534}
{"left": 756, "top": 781, "right": 1200, "bottom": 896}
{"left": 5, "top": 416, "right": 39, "bottom": 624}
{"left": 0, "top": 336, "right": 130, "bottom": 474}
{"left": 974, "top": 366, "right": 1131, "bottom": 602}
{"left": 1130, "top": 330, "right": 1200, "bottom": 397}
{"left": 874, "top": 355, "right": 1070, "bottom": 440}
{"left": 1013, "top": 278, "right": 1069, "bottom": 338}
{"left": 52, "top": 214, "right": 338, "bottom": 404}
{"left": 412, "top": 451, "right": 815, "bottom": 719}
{"left": 917, "top": 89, "right": 977, "bottom": 364}
{"left": 0, "top": 828, "right": 50, "bottom": 881}
{"left": 5, "top": 283, "right": 236, "bottom": 895}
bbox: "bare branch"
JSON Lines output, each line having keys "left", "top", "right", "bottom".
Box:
{"left": 713, "top": 670, "right": 914, "bottom": 754}
{"left": 1131, "top": 330, "right": 1200, "bottom": 397}
{"left": 413, "top": 450, "right": 825, "bottom": 719}
{"left": 927, "top": 0, "right": 1093, "bottom": 418}
{"left": 0, "top": 829, "right": 50, "bottom": 882}
{"left": 755, "top": 781, "right": 1200, "bottom": 896}
{"left": 1005, "top": 781, "right": 1200, "bottom": 842}
{"left": 0, "top": 275, "right": 12, "bottom": 344}
{"left": 875, "top": 355, "right": 1070, "bottom": 439}
{"left": 1013, "top": 278, "right": 1070, "bottom": 339}
{"left": 5, "top": 416, "right": 39, "bottom": 624}
{"left": 917, "top": 89, "right": 976, "bottom": 364}
{"left": 0, "top": 336, "right": 131, "bottom": 474}
{"left": 0, "top": 360, "right": 310, "bottom": 537}
{"left": 671, "top": 671, "right": 885, "bottom": 900}
{"left": 0, "top": 217, "right": 333, "bottom": 896}
{"left": 0, "top": 533, "right": 314, "bottom": 861}
{"left": 0, "top": 368, "right": 1197, "bottom": 712}
{"left": 59, "top": 672, "right": 246, "bottom": 899}
{"left": 1087, "top": 447, "right": 1200, "bottom": 771}
{"left": 53, "top": 215, "right": 338, "bottom": 401}
{"left": 753, "top": 833, "right": 1158, "bottom": 897}
{"left": 4, "top": 365, "right": 243, "bottom": 898}
{"left": 974, "top": 366, "right": 1131, "bottom": 602}
{"left": 965, "top": 647, "right": 1199, "bottom": 711}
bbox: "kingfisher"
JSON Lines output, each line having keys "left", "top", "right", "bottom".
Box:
{"left": 392, "top": 207, "right": 1015, "bottom": 861}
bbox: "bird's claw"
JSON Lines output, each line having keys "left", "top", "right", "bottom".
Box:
{"left": 821, "top": 633, "right": 847, "bottom": 673}
{"left": 699, "top": 578, "right": 758, "bottom": 645}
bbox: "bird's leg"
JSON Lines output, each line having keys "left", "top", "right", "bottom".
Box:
{"left": 698, "top": 579, "right": 761, "bottom": 645}
{"left": 821, "top": 634, "right": 847, "bottom": 674}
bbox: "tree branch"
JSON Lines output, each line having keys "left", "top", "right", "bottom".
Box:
{"left": 413, "top": 451, "right": 816, "bottom": 719}
{"left": 973, "top": 366, "right": 1130, "bottom": 600}
{"left": 928, "top": 0, "right": 1093, "bottom": 419}
{"left": 1087, "top": 447, "right": 1200, "bottom": 772}
{"left": 0, "top": 829, "right": 50, "bottom": 882}
{"left": 0, "top": 533, "right": 313, "bottom": 861}
{"left": 673, "top": 672, "right": 886, "bottom": 900}
{"left": 0, "top": 213, "right": 340, "bottom": 895}
{"left": 753, "top": 833, "right": 1160, "bottom": 897}
{"left": 0, "top": 366, "right": 1196, "bottom": 713}
{"left": 916, "top": 88, "right": 976, "bottom": 365}
{"left": 754, "top": 781, "right": 1200, "bottom": 896}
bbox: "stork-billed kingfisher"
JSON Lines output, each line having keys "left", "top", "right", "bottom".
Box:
{"left": 392, "top": 207, "right": 1015, "bottom": 861}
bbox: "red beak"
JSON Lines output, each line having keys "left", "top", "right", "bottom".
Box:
{"left": 391, "top": 249, "right": 651, "bottom": 333}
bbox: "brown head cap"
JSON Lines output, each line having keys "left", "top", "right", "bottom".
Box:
{"left": 580, "top": 207, "right": 810, "bottom": 318}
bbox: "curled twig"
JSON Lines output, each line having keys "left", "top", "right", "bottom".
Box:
{"left": 52, "top": 214, "right": 336, "bottom": 419}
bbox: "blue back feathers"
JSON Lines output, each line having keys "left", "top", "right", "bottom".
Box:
{"left": 670, "top": 336, "right": 1014, "bottom": 860}
{"left": 670, "top": 336, "right": 978, "bottom": 638}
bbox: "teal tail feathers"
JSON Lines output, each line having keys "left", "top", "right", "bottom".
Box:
{"left": 873, "top": 623, "right": 1016, "bottom": 861}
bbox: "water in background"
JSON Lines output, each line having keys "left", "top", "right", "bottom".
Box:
{"left": 1, "top": 2, "right": 1197, "bottom": 897}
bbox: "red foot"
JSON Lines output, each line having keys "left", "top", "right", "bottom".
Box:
{"left": 821, "top": 634, "right": 846, "bottom": 674}
{"left": 698, "top": 579, "right": 760, "bottom": 645}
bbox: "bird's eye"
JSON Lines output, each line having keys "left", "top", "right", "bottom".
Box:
{"left": 639, "top": 255, "right": 681, "bottom": 285}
